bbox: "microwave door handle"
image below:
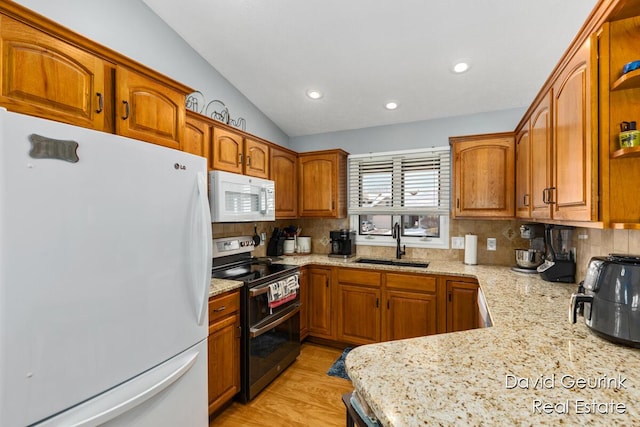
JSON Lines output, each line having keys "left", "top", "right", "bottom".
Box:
{"left": 259, "top": 188, "right": 267, "bottom": 214}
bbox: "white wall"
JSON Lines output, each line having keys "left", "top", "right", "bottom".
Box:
{"left": 14, "top": 0, "right": 527, "bottom": 154}
{"left": 13, "top": 0, "right": 291, "bottom": 146}
{"left": 290, "top": 107, "right": 526, "bottom": 154}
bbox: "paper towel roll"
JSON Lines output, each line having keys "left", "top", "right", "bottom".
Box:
{"left": 464, "top": 234, "right": 478, "bottom": 265}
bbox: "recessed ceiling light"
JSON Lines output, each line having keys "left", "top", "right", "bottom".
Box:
{"left": 385, "top": 102, "right": 398, "bottom": 110}
{"left": 306, "top": 89, "right": 323, "bottom": 99}
{"left": 452, "top": 61, "right": 470, "bottom": 73}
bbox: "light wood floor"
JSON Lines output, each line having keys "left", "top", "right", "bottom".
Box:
{"left": 210, "top": 343, "right": 353, "bottom": 427}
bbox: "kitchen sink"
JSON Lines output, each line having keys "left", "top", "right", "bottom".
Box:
{"left": 355, "top": 258, "right": 429, "bottom": 268}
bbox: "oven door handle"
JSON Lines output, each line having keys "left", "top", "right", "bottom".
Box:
{"left": 249, "top": 303, "right": 300, "bottom": 338}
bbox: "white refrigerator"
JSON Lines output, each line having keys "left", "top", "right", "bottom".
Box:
{"left": 0, "top": 109, "right": 212, "bottom": 426}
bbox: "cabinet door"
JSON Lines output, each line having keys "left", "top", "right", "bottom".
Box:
{"left": 184, "top": 113, "right": 210, "bottom": 159}
{"left": 0, "top": 15, "right": 110, "bottom": 131}
{"left": 116, "top": 66, "right": 185, "bottom": 150}
{"left": 446, "top": 281, "right": 479, "bottom": 333}
{"left": 515, "top": 127, "right": 531, "bottom": 218}
{"left": 307, "top": 267, "right": 333, "bottom": 338}
{"left": 211, "top": 126, "right": 243, "bottom": 174}
{"left": 337, "top": 284, "right": 381, "bottom": 345}
{"left": 451, "top": 134, "right": 515, "bottom": 218}
{"left": 299, "top": 267, "right": 308, "bottom": 341}
{"left": 298, "top": 150, "right": 347, "bottom": 218}
{"left": 384, "top": 290, "right": 437, "bottom": 341}
{"left": 208, "top": 314, "right": 240, "bottom": 414}
{"left": 552, "top": 39, "right": 596, "bottom": 221}
{"left": 530, "top": 91, "right": 553, "bottom": 220}
{"left": 270, "top": 146, "right": 298, "bottom": 218}
{"left": 244, "top": 138, "right": 269, "bottom": 178}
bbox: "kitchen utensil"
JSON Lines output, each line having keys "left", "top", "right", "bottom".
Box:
{"left": 252, "top": 224, "right": 260, "bottom": 246}
{"left": 514, "top": 249, "right": 544, "bottom": 269}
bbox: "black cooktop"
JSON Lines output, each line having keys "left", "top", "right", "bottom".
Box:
{"left": 212, "top": 258, "right": 298, "bottom": 284}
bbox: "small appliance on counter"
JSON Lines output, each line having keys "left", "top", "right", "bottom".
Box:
{"left": 570, "top": 254, "right": 640, "bottom": 348}
{"left": 537, "top": 224, "right": 576, "bottom": 283}
{"left": 266, "top": 228, "right": 285, "bottom": 256}
{"left": 329, "top": 229, "right": 356, "bottom": 258}
{"left": 512, "top": 223, "right": 545, "bottom": 274}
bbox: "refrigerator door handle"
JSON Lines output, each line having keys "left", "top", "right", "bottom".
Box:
{"left": 35, "top": 348, "right": 201, "bottom": 426}
{"left": 196, "top": 171, "right": 213, "bottom": 326}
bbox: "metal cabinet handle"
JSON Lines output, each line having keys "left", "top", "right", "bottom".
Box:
{"left": 542, "top": 188, "right": 548, "bottom": 204}
{"left": 212, "top": 305, "right": 226, "bottom": 312}
{"left": 547, "top": 187, "right": 556, "bottom": 204}
{"left": 523, "top": 194, "right": 529, "bottom": 207}
{"left": 238, "top": 153, "right": 243, "bottom": 165}
{"left": 121, "top": 100, "right": 130, "bottom": 120}
{"left": 246, "top": 155, "right": 251, "bottom": 167}
{"left": 96, "top": 92, "right": 103, "bottom": 114}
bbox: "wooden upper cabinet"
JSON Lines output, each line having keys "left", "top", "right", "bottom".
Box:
{"left": 270, "top": 146, "right": 298, "bottom": 218}
{"left": 211, "top": 126, "right": 243, "bottom": 174}
{"left": 184, "top": 111, "right": 210, "bottom": 158}
{"left": 211, "top": 127, "right": 269, "bottom": 177}
{"left": 298, "top": 149, "right": 348, "bottom": 218}
{"left": 530, "top": 91, "right": 553, "bottom": 220}
{"left": 115, "top": 66, "right": 185, "bottom": 150}
{"left": 0, "top": 15, "right": 111, "bottom": 131}
{"left": 515, "top": 126, "right": 531, "bottom": 218}
{"left": 450, "top": 133, "right": 515, "bottom": 218}
{"left": 244, "top": 138, "right": 269, "bottom": 178}
{"left": 552, "top": 38, "right": 597, "bottom": 221}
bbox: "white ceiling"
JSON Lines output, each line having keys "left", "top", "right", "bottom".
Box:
{"left": 141, "top": 0, "right": 598, "bottom": 137}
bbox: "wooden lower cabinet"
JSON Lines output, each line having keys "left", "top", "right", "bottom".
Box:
{"left": 336, "top": 269, "right": 382, "bottom": 345}
{"left": 384, "top": 272, "right": 441, "bottom": 341}
{"left": 446, "top": 280, "right": 479, "bottom": 332}
{"left": 207, "top": 290, "right": 240, "bottom": 416}
{"left": 307, "top": 267, "right": 334, "bottom": 339}
{"left": 307, "top": 266, "right": 482, "bottom": 346}
{"left": 299, "top": 267, "right": 308, "bottom": 341}
{"left": 384, "top": 290, "right": 438, "bottom": 341}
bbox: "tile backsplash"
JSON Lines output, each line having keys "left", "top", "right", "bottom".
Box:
{"left": 212, "top": 220, "right": 640, "bottom": 284}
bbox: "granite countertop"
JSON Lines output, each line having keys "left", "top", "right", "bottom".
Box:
{"left": 333, "top": 260, "right": 640, "bottom": 426}
{"left": 209, "top": 254, "right": 640, "bottom": 425}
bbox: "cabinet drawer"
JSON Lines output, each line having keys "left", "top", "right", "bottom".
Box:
{"left": 208, "top": 290, "right": 240, "bottom": 324}
{"left": 338, "top": 268, "right": 381, "bottom": 287}
{"left": 385, "top": 273, "right": 436, "bottom": 293}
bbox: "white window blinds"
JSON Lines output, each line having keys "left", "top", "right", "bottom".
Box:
{"left": 348, "top": 147, "right": 451, "bottom": 214}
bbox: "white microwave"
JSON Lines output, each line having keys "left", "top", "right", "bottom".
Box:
{"left": 209, "top": 170, "right": 275, "bottom": 222}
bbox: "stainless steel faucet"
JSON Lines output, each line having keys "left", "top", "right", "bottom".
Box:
{"left": 393, "top": 222, "right": 406, "bottom": 259}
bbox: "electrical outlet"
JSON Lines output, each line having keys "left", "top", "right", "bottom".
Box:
{"left": 451, "top": 236, "right": 465, "bottom": 249}
{"left": 487, "top": 237, "right": 497, "bottom": 251}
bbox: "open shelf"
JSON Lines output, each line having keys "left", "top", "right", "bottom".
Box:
{"left": 611, "top": 145, "right": 640, "bottom": 158}
{"left": 612, "top": 68, "right": 640, "bottom": 91}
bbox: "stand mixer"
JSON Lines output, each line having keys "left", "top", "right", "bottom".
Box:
{"left": 512, "top": 224, "right": 546, "bottom": 273}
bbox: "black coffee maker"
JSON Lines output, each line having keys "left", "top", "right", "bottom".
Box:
{"left": 537, "top": 224, "right": 576, "bottom": 283}
{"left": 329, "top": 229, "right": 356, "bottom": 258}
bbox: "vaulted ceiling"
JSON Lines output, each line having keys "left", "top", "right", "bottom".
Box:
{"left": 142, "top": 0, "right": 598, "bottom": 137}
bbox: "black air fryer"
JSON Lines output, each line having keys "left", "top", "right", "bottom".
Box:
{"left": 571, "top": 254, "right": 640, "bottom": 347}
